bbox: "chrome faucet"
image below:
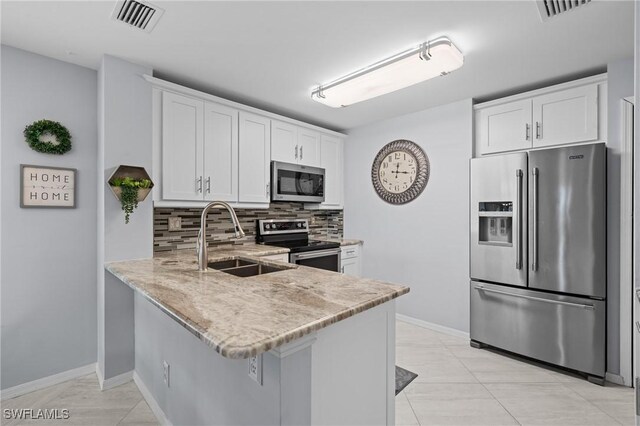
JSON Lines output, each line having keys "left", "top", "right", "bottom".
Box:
{"left": 197, "top": 201, "right": 246, "bottom": 271}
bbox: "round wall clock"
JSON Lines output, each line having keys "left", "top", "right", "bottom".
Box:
{"left": 371, "top": 139, "right": 430, "bottom": 205}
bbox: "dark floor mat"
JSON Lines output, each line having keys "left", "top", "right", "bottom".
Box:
{"left": 395, "top": 365, "right": 418, "bottom": 395}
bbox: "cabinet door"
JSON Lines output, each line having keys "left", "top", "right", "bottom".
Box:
{"left": 162, "top": 91, "right": 204, "bottom": 200}
{"left": 319, "top": 135, "right": 343, "bottom": 208}
{"left": 478, "top": 100, "right": 532, "bottom": 155}
{"left": 238, "top": 112, "right": 271, "bottom": 203}
{"left": 532, "top": 85, "right": 598, "bottom": 148}
{"left": 203, "top": 102, "right": 238, "bottom": 202}
{"left": 297, "top": 128, "right": 321, "bottom": 167}
{"left": 341, "top": 258, "right": 360, "bottom": 277}
{"left": 271, "top": 120, "right": 298, "bottom": 163}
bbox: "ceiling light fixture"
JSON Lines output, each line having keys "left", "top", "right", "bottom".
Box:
{"left": 311, "top": 36, "right": 464, "bottom": 108}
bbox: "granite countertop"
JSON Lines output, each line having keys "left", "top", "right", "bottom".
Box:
{"left": 105, "top": 244, "right": 407, "bottom": 359}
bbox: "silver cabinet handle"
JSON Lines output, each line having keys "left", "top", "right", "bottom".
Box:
{"left": 341, "top": 266, "right": 345, "bottom": 273}
{"left": 295, "top": 145, "right": 298, "bottom": 160}
{"left": 197, "top": 176, "right": 203, "bottom": 193}
{"left": 475, "top": 285, "right": 595, "bottom": 310}
{"left": 266, "top": 183, "right": 270, "bottom": 198}
{"left": 515, "top": 169, "right": 523, "bottom": 270}
{"left": 300, "top": 145, "right": 303, "bottom": 160}
{"left": 206, "top": 177, "right": 211, "bottom": 194}
{"left": 525, "top": 124, "right": 530, "bottom": 141}
{"left": 532, "top": 167, "right": 539, "bottom": 271}
{"left": 535, "top": 121, "right": 541, "bottom": 139}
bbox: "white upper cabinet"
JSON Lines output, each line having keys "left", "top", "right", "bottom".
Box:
{"left": 271, "top": 120, "right": 298, "bottom": 163}
{"left": 477, "top": 100, "right": 532, "bottom": 155}
{"left": 239, "top": 112, "right": 271, "bottom": 204}
{"left": 319, "top": 135, "right": 343, "bottom": 208}
{"left": 271, "top": 120, "right": 321, "bottom": 167}
{"left": 162, "top": 92, "right": 204, "bottom": 200}
{"left": 474, "top": 74, "right": 606, "bottom": 156}
{"left": 532, "top": 85, "right": 598, "bottom": 148}
{"left": 203, "top": 102, "right": 238, "bottom": 202}
{"left": 150, "top": 76, "right": 346, "bottom": 207}
{"left": 297, "top": 128, "right": 321, "bottom": 167}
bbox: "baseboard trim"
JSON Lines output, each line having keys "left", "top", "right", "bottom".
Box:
{"left": 605, "top": 372, "right": 627, "bottom": 386}
{"left": 396, "top": 313, "right": 470, "bottom": 339}
{"left": 133, "top": 371, "right": 172, "bottom": 426}
{"left": 1, "top": 363, "right": 96, "bottom": 401}
{"left": 97, "top": 366, "right": 133, "bottom": 391}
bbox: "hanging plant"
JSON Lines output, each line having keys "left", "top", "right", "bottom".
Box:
{"left": 24, "top": 119, "right": 72, "bottom": 155}
{"left": 109, "top": 176, "right": 152, "bottom": 224}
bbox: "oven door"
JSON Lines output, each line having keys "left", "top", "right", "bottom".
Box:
{"left": 290, "top": 249, "right": 341, "bottom": 272}
{"left": 272, "top": 161, "right": 325, "bottom": 203}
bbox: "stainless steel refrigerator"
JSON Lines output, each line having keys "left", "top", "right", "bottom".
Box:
{"left": 469, "top": 143, "right": 606, "bottom": 384}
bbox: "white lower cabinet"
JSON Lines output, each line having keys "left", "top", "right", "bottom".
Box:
{"left": 341, "top": 245, "right": 361, "bottom": 277}
{"left": 238, "top": 112, "right": 271, "bottom": 204}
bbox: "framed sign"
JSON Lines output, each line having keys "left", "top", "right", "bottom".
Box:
{"left": 21, "top": 165, "right": 76, "bottom": 208}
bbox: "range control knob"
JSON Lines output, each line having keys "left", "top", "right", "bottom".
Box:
{"left": 264, "top": 224, "right": 271, "bottom": 230}
{"left": 297, "top": 222, "right": 303, "bottom": 228}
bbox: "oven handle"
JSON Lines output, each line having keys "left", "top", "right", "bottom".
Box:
{"left": 290, "top": 248, "right": 341, "bottom": 260}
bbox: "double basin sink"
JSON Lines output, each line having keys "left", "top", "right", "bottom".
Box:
{"left": 208, "top": 258, "right": 290, "bottom": 278}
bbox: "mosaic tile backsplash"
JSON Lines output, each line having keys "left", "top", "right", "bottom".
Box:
{"left": 154, "top": 203, "right": 343, "bottom": 252}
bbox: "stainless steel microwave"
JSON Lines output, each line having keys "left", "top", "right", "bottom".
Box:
{"left": 271, "top": 161, "right": 325, "bottom": 203}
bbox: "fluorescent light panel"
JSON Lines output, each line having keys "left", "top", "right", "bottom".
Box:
{"left": 311, "top": 36, "right": 463, "bottom": 108}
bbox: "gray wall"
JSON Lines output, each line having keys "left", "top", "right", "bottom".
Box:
{"left": 0, "top": 45, "right": 97, "bottom": 389}
{"left": 606, "top": 58, "right": 635, "bottom": 376}
{"left": 344, "top": 99, "right": 473, "bottom": 332}
{"left": 97, "top": 55, "right": 153, "bottom": 381}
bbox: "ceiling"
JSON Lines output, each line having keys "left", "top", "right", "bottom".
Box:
{"left": 1, "top": 1, "right": 634, "bottom": 132}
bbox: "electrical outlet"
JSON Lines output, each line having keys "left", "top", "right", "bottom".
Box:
{"left": 168, "top": 217, "right": 182, "bottom": 231}
{"left": 163, "top": 361, "right": 170, "bottom": 387}
{"left": 248, "top": 355, "right": 262, "bottom": 385}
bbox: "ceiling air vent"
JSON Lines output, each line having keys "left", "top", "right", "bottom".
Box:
{"left": 111, "top": 0, "right": 164, "bottom": 33}
{"left": 536, "top": 0, "right": 592, "bottom": 21}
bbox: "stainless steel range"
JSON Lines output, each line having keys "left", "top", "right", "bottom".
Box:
{"left": 469, "top": 143, "right": 606, "bottom": 384}
{"left": 256, "top": 219, "right": 341, "bottom": 272}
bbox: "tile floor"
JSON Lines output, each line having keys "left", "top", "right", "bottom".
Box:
{"left": 395, "top": 320, "right": 636, "bottom": 426}
{"left": 1, "top": 374, "right": 156, "bottom": 425}
{"left": 1, "top": 320, "right": 635, "bottom": 425}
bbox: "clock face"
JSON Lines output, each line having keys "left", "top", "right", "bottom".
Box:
{"left": 378, "top": 150, "right": 417, "bottom": 194}
{"left": 371, "top": 140, "right": 429, "bottom": 205}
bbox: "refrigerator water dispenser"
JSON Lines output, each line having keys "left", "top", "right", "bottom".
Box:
{"left": 478, "top": 202, "right": 512, "bottom": 246}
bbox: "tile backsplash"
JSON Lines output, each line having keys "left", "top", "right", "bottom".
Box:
{"left": 154, "top": 203, "right": 343, "bottom": 252}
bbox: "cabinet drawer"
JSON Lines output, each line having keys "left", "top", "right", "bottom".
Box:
{"left": 341, "top": 244, "right": 360, "bottom": 260}
{"left": 470, "top": 281, "right": 605, "bottom": 377}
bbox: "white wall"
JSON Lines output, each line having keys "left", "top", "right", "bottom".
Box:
{"left": 606, "top": 57, "right": 635, "bottom": 377}
{"left": 97, "top": 55, "right": 153, "bottom": 382}
{"left": 344, "top": 99, "right": 473, "bottom": 333}
{"left": 0, "top": 45, "right": 97, "bottom": 389}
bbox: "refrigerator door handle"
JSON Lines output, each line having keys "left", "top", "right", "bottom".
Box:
{"left": 532, "top": 167, "right": 539, "bottom": 272}
{"left": 515, "top": 169, "right": 523, "bottom": 270}
{"left": 475, "top": 285, "right": 595, "bottom": 310}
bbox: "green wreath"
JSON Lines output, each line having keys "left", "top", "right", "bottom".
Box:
{"left": 23, "top": 119, "right": 72, "bottom": 155}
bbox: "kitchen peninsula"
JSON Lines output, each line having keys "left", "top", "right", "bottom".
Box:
{"left": 105, "top": 244, "right": 408, "bottom": 426}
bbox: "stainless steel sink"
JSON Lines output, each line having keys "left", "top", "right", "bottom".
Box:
{"left": 208, "top": 259, "right": 288, "bottom": 277}
{"left": 208, "top": 259, "right": 256, "bottom": 270}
